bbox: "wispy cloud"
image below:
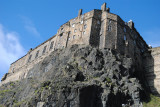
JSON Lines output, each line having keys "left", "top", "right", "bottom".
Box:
{"left": 0, "top": 24, "right": 25, "bottom": 80}
{"left": 20, "top": 16, "right": 40, "bottom": 37}
{"left": 142, "top": 28, "right": 160, "bottom": 48}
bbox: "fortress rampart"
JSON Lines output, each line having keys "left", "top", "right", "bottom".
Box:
{"left": 1, "top": 3, "right": 160, "bottom": 95}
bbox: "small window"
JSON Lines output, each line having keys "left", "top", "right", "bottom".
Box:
{"left": 28, "top": 55, "right": 32, "bottom": 62}
{"left": 11, "top": 68, "right": 14, "bottom": 73}
{"left": 108, "top": 26, "right": 112, "bottom": 31}
{"left": 68, "top": 37, "right": 71, "bottom": 41}
{"left": 68, "top": 31, "right": 71, "bottom": 35}
{"left": 109, "top": 20, "right": 112, "bottom": 24}
{"left": 74, "top": 29, "right": 77, "bottom": 33}
{"left": 61, "top": 28, "right": 63, "bottom": 31}
{"left": 42, "top": 46, "right": 47, "bottom": 54}
{"left": 35, "top": 50, "right": 39, "bottom": 58}
{"left": 60, "top": 33, "right": 63, "bottom": 37}
{"left": 97, "top": 20, "right": 100, "bottom": 24}
{"left": 124, "top": 27, "right": 126, "bottom": 32}
{"left": 50, "top": 41, "right": 54, "bottom": 50}
{"left": 124, "top": 35, "right": 126, "bottom": 41}
{"left": 134, "top": 41, "right": 136, "bottom": 45}
{"left": 73, "top": 35, "right": 76, "bottom": 39}
{"left": 81, "top": 20, "right": 83, "bottom": 24}
{"left": 72, "top": 24, "right": 75, "bottom": 28}
{"left": 83, "top": 31, "right": 86, "bottom": 35}
{"left": 84, "top": 24, "right": 87, "bottom": 29}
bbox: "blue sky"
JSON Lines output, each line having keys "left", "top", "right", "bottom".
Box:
{"left": 0, "top": 0, "right": 160, "bottom": 80}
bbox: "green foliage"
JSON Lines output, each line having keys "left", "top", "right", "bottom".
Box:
{"left": 106, "top": 77, "right": 111, "bottom": 83}
{"left": 143, "top": 94, "right": 160, "bottom": 107}
{"left": 0, "top": 90, "right": 11, "bottom": 95}
{"left": 13, "top": 100, "right": 25, "bottom": 107}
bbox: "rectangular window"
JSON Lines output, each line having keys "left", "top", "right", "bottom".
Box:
{"left": 84, "top": 24, "right": 87, "bottom": 29}
{"left": 28, "top": 55, "right": 32, "bottom": 62}
{"left": 108, "top": 26, "right": 112, "bottom": 31}
{"left": 50, "top": 41, "right": 54, "bottom": 50}
{"left": 73, "top": 35, "right": 76, "bottom": 39}
{"left": 42, "top": 46, "right": 47, "bottom": 54}
{"left": 35, "top": 50, "right": 39, "bottom": 58}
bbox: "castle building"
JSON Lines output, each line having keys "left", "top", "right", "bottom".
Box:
{"left": 1, "top": 3, "right": 159, "bottom": 95}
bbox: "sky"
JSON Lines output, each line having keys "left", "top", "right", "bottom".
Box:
{"left": 0, "top": 0, "right": 160, "bottom": 80}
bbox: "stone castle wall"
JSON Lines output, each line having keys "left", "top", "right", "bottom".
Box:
{"left": 2, "top": 3, "right": 159, "bottom": 96}
{"left": 143, "top": 47, "right": 160, "bottom": 95}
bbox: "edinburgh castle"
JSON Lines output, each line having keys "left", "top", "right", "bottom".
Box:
{"left": 1, "top": 3, "right": 160, "bottom": 96}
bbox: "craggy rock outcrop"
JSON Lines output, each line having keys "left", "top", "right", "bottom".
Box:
{"left": 0, "top": 45, "right": 144, "bottom": 107}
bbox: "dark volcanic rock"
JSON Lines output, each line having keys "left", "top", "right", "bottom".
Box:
{"left": 0, "top": 45, "right": 144, "bottom": 107}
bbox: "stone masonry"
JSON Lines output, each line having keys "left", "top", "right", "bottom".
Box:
{"left": 0, "top": 3, "right": 159, "bottom": 95}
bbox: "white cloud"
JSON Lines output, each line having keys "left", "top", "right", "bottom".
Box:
{"left": 21, "top": 16, "right": 40, "bottom": 37}
{"left": 0, "top": 24, "right": 25, "bottom": 80}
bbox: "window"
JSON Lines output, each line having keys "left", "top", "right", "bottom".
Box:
{"left": 124, "top": 27, "right": 126, "bottom": 32}
{"left": 97, "top": 20, "right": 100, "bottom": 24}
{"left": 42, "top": 46, "right": 47, "bottom": 54}
{"left": 73, "top": 35, "right": 76, "bottom": 39}
{"left": 109, "top": 20, "right": 112, "bottom": 24}
{"left": 134, "top": 41, "right": 136, "bottom": 45}
{"left": 50, "top": 41, "right": 54, "bottom": 50}
{"left": 68, "top": 36, "right": 71, "bottom": 41}
{"left": 81, "top": 20, "right": 83, "bottom": 24}
{"left": 11, "top": 68, "right": 14, "bottom": 73}
{"left": 83, "top": 31, "right": 86, "bottom": 35}
{"left": 84, "top": 24, "right": 87, "bottom": 29}
{"left": 72, "top": 24, "right": 75, "bottom": 28}
{"left": 108, "top": 26, "right": 112, "bottom": 31}
{"left": 74, "top": 29, "right": 77, "bottom": 33}
{"left": 35, "top": 50, "right": 39, "bottom": 58}
{"left": 61, "top": 28, "right": 63, "bottom": 31}
{"left": 28, "top": 55, "right": 32, "bottom": 62}
{"left": 124, "top": 35, "right": 126, "bottom": 41}
{"left": 60, "top": 33, "right": 63, "bottom": 37}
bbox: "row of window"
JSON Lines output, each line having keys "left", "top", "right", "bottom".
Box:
{"left": 28, "top": 41, "right": 54, "bottom": 62}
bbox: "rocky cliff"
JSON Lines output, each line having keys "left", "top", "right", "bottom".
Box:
{"left": 0, "top": 45, "right": 148, "bottom": 107}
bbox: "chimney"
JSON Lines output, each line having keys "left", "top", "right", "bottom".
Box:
{"left": 107, "top": 8, "right": 110, "bottom": 13}
{"left": 128, "top": 20, "right": 134, "bottom": 29}
{"left": 101, "top": 3, "right": 106, "bottom": 11}
{"left": 78, "top": 9, "right": 83, "bottom": 16}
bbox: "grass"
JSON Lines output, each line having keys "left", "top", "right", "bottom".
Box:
{"left": 143, "top": 94, "right": 160, "bottom": 107}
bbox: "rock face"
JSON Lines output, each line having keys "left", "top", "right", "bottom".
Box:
{"left": 0, "top": 45, "right": 145, "bottom": 107}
